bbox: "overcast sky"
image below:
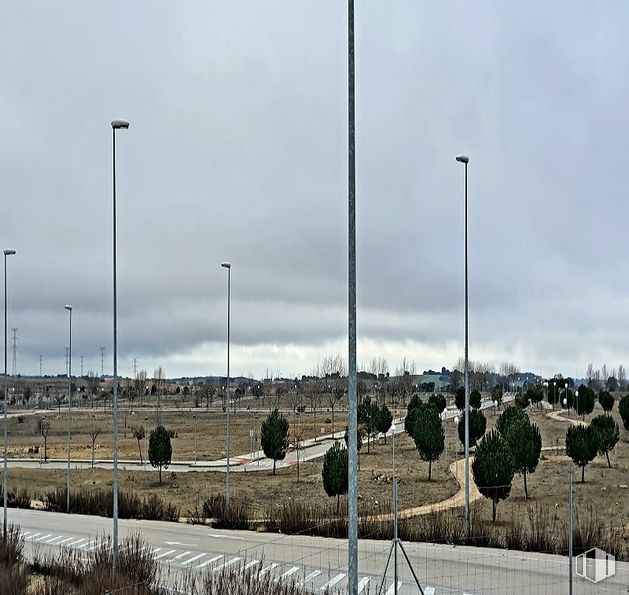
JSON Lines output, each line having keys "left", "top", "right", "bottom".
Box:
{"left": 2, "top": 1, "right": 629, "bottom": 380}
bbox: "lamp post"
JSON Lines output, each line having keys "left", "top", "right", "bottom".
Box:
{"left": 3, "top": 249, "right": 16, "bottom": 537}
{"left": 111, "top": 118, "right": 129, "bottom": 568}
{"left": 456, "top": 153, "right": 470, "bottom": 538}
{"left": 65, "top": 305, "right": 73, "bottom": 513}
{"left": 221, "top": 262, "right": 231, "bottom": 504}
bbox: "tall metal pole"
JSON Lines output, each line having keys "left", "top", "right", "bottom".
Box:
{"left": 568, "top": 470, "right": 573, "bottom": 595}
{"left": 65, "top": 306, "right": 72, "bottom": 513}
{"left": 111, "top": 119, "right": 128, "bottom": 568}
{"left": 221, "top": 263, "right": 231, "bottom": 504}
{"left": 393, "top": 426, "right": 398, "bottom": 595}
{"left": 456, "top": 155, "right": 470, "bottom": 538}
{"left": 347, "top": 1, "right": 358, "bottom": 592}
{"left": 3, "top": 249, "right": 16, "bottom": 538}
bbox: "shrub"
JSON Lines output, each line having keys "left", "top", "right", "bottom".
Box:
{"left": 148, "top": 425, "right": 172, "bottom": 483}
{"left": 260, "top": 409, "right": 289, "bottom": 474}
{"left": 202, "top": 494, "right": 251, "bottom": 530}
{"left": 322, "top": 441, "right": 348, "bottom": 515}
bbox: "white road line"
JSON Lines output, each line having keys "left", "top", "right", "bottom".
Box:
{"left": 36, "top": 534, "right": 53, "bottom": 542}
{"left": 243, "top": 559, "right": 259, "bottom": 570}
{"left": 21, "top": 532, "right": 33, "bottom": 538}
{"left": 213, "top": 556, "right": 240, "bottom": 572}
{"left": 180, "top": 553, "right": 205, "bottom": 566}
{"left": 320, "top": 573, "right": 345, "bottom": 591}
{"left": 76, "top": 541, "right": 95, "bottom": 550}
{"left": 425, "top": 588, "right": 435, "bottom": 595}
{"left": 259, "top": 562, "right": 278, "bottom": 576}
{"left": 357, "top": 577, "right": 370, "bottom": 593}
{"left": 154, "top": 549, "right": 176, "bottom": 560}
{"left": 170, "top": 551, "right": 192, "bottom": 562}
{"left": 28, "top": 533, "right": 42, "bottom": 540}
{"left": 278, "top": 566, "right": 299, "bottom": 581}
{"left": 57, "top": 537, "right": 74, "bottom": 546}
{"left": 196, "top": 554, "right": 223, "bottom": 569}
{"left": 153, "top": 548, "right": 161, "bottom": 555}
{"left": 386, "top": 581, "right": 402, "bottom": 595}
{"left": 299, "top": 570, "right": 321, "bottom": 586}
{"left": 46, "top": 535, "right": 65, "bottom": 544}
{"left": 66, "top": 538, "right": 86, "bottom": 547}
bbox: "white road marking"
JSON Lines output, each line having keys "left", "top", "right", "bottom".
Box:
{"left": 386, "top": 581, "right": 402, "bottom": 595}
{"left": 259, "top": 562, "right": 278, "bottom": 576}
{"left": 154, "top": 549, "right": 176, "bottom": 560}
{"left": 66, "top": 538, "right": 86, "bottom": 547}
{"left": 299, "top": 570, "right": 321, "bottom": 586}
{"left": 46, "top": 535, "right": 65, "bottom": 544}
{"left": 180, "top": 552, "right": 205, "bottom": 566}
{"left": 196, "top": 554, "right": 223, "bottom": 569}
{"left": 278, "top": 566, "right": 300, "bottom": 581}
{"left": 425, "top": 588, "right": 435, "bottom": 595}
{"left": 37, "top": 534, "right": 53, "bottom": 542}
{"left": 57, "top": 537, "right": 74, "bottom": 545}
{"left": 320, "top": 573, "right": 345, "bottom": 591}
{"left": 170, "top": 550, "right": 192, "bottom": 562}
{"left": 76, "top": 541, "right": 93, "bottom": 550}
{"left": 357, "top": 577, "right": 371, "bottom": 593}
{"left": 213, "top": 556, "right": 240, "bottom": 572}
{"left": 243, "top": 559, "right": 259, "bottom": 570}
{"left": 207, "top": 533, "right": 244, "bottom": 541}
{"left": 21, "top": 532, "right": 33, "bottom": 538}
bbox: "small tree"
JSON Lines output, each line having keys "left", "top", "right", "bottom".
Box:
{"left": 565, "top": 424, "right": 598, "bottom": 483}
{"left": 472, "top": 429, "right": 515, "bottom": 522}
{"left": 514, "top": 392, "right": 529, "bottom": 410}
{"left": 36, "top": 417, "right": 51, "bottom": 462}
{"left": 148, "top": 425, "right": 172, "bottom": 483}
{"left": 412, "top": 405, "right": 444, "bottom": 480}
{"left": 527, "top": 386, "right": 543, "bottom": 409}
{"left": 404, "top": 406, "right": 421, "bottom": 437}
{"left": 260, "top": 409, "right": 289, "bottom": 475}
{"left": 490, "top": 385, "right": 503, "bottom": 408}
{"left": 357, "top": 396, "right": 380, "bottom": 453}
{"left": 54, "top": 393, "right": 64, "bottom": 414}
{"left": 89, "top": 426, "right": 101, "bottom": 469}
{"left": 375, "top": 403, "right": 393, "bottom": 444}
{"left": 132, "top": 425, "right": 146, "bottom": 464}
{"left": 470, "top": 389, "right": 482, "bottom": 410}
{"left": 620, "top": 394, "right": 629, "bottom": 432}
{"left": 495, "top": 406, "right": 528, "bottom": 436}
{"left": 292, "top": 424, "right": 305, "bottom": 483}
{"left": 454, "top": 387, "right": 465, "bottom": 411}
{"left": 590, "top": 415, "right": 619, "bottom": 468}
{"left": 428, "top": 393, "right": 446, "bottom": 414}
{"left": 322, "top": 441, "right": 348, "bottom": 515}
{"left": 574, "top": 385, "right": 595, "bottom": 420}
{"left": 598, "top": 391, "right": 614, "bottom": 415}
{"left": 502, "top": 417, "right": 541, "bottom": 499}
{"left": 457, "top": 408, "right": 487, "bottom": 448}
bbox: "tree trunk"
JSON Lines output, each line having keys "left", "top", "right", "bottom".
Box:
{"left": 581, "top": 464, "right": 585, "bottom": 483}
{"left": 606, "top": 450, "right": 611, "bottom": 468}
{"left": 44, "top": 438, "right": 47, "bottom": 461}
{"left": 367, "top": 435, "right": 370, "bottom": 454}
{"left": 492, "top": 499, "right": 497, "bottom": 522}
{"left": 137, "top": 440, "right": 143, "bottom": 465}
{"left": 159, "top": 465, "right": 162, "bottom": 484}
{"left": 272, "top": 459, "right": 276, "bottom": 476}
{"left": 296, "top": 448, "right": 300, "bottom": 483}
{"left": 336, "top": 494, "right": 340, "bottom": 516}
{"left": 91, "top": 442, "right": 95, "bottom": 469}
{"left": 428, "top": 459, "right": 432, "bottom": 480}
{"left": 523, "top": 470, "right": 528, "bottom": 499}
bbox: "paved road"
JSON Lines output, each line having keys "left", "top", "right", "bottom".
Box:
{"left": 10, "top": 508, "right": 628, "bottom": 594}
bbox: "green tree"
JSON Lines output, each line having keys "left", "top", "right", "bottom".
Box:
{"left": 527, "top": 386, "right": 543, "bottom": 409}
{"left": 412, "top": 405, "right": 444, "bottom": 480}
{"left": 574, "top": 385, "right": 595, "bottom": 419}
{"left": 454, "top": 386, "right": 465, "bottom": 411}
{"left": 620, "top": 394, "right": 629, "bottom": 431}
{"left": 590, "top": 415, "right": 619, "bottom": 468}
{"left": 457, "top": 408, "right": 487, "bottom": 448}
{"left": 375, "top": 403, "right": 393, "bottom": 444}
{"left": 502, "top": 417, "right": 541, "bottom": 499}
{"left": 148, "top": 425, "right": 172, "bottom": 483}
{"left": 428, "top": 393, "right": 447, "bottom": 414}
{"left": 358, "top": 396, "right": 380, "bottom": 453}
{"left": 470, "top": 389, "right": 482, "bottom": 409}
{"left": 131, "top": 425, "right": 145, "bottom": 464}
{"left": 514, "top": 392, "right": 529, "bottom": 409}
{"left": 565, "top": 425, "right": 598, "bottom": 483}
{"left": 495, "top": 406, "right": 528, "bottom": 436}
{"left": 490, "top": 385, "right": 503, "bottom": 408}
{"left": 322, "top": 441, "right": 348, "bottom": 514}
{"left": 598, "top": 391, "right": 614, "bottom": 415}
{"left": 405, "top": 406, "right": 421, "bottom": 437}
{"left": 261, "top": 409, "right": 290, "bottom": 475}
{"left": 472, "top": 429, "right": 515, "bottom": 522}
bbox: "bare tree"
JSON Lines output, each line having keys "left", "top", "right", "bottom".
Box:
{"left": 54, "top": 392, "right": 64, "bottom": 414}
{"left": 154, "top": 366, "right": 165, "bottom": 422}
{"left": 134, "top": 369, "right": 147, "bottom": 407}
{"left": 36, "top": 417, "right": 51, "bottom": 461}
{"left": 86, "top": 372, "right": 100, "bottom": 408}
{"left": 618, "top": 365, "right": 626, "bottom": 390}
{"left": 292, "top": 423, "right": 305, "bottom": 483}
{"left": 131, "top": 425, "right": 146, "bottom": 464}
{"left": 586, "top": 363, "right": 595, "bottom": 388}
{"left": 89, "top": 426, "right": 101, "bottom": 468}
{"left": 197, "top": 382, "right": 216, "bottom": 409}
{"left": 601, "top": 364, "right": 608, "bottom": 384}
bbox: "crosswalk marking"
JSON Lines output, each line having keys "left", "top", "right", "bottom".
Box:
{"left": 386, "top": 581, "right": 402, "bottom": 595}
{"left": 170, "top": 550, "right": 191, "bottom": 562}
{"left": 57, "top": 537, "right": 74, "bottom": 545}
{"left": 357, "top": 577, "right": 371, "bottom": 593}
{"left": 154, "top": 549, "right": 176, "bottom": 560}
{"left": 37, "top": 534, "right": 53, "bottom": 542}
{"left": 28, "top": 533, "right": 42, "bottom": 540}
{"left": 66, "top": 538, "right": 85, "bottom": 547}
{"left": 278, "top": 566, "right": 299, "bottom": 581}
{"left": 243, "top": 559, "right": 259, "bottom": 570}
{"left": 180, "top": 552, "right": 205, "bottom": 566}
{"left": 21, "top": 532, "right": 33, "bottom": 538}
{"left": 197, "top": 554, "right": 222, "bottom": 569}
{"left": 299, "top": 570, "right": 321, "bottom": 586}
{"left": 259, "top": 562, "right": 278, "bottom": 576}
{"left": 213, "top": 556, "right": 240, "bottom": 572}
{"left": 46, "top": 535, "right": 65, "bottom": 544}
{"left": 320, "top": 573, "right": 345, "bottom": 591}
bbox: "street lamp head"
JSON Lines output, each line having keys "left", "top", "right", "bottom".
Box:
{"left": 221, "top": 262, "right": 231, "bottom": 269}
{"left": 111, "top": 120, "right": 129, "bottom": 130}
{"left": 3, "top": 249, "right": 16, "bottom": 256}
{"left": 456, "top": 154, "right": 469, "bottom": 164}
{"left": 64, "top": 305, "right": 72, "bottom": 311}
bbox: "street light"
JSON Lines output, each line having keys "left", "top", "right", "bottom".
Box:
{"left": 65, "top": 305, "right": 73, "bottom": 513}
{"left": 3, "top": 249, "right": 16, "bottom": 537}
{"left": 456, "top": 153, "right": 471, "bottom": 539}
{"left": 221, "top": 262, "right": 231, "bottom": 504}
{"left": 111, "top": 117, "right": 128, "bottom": 568}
